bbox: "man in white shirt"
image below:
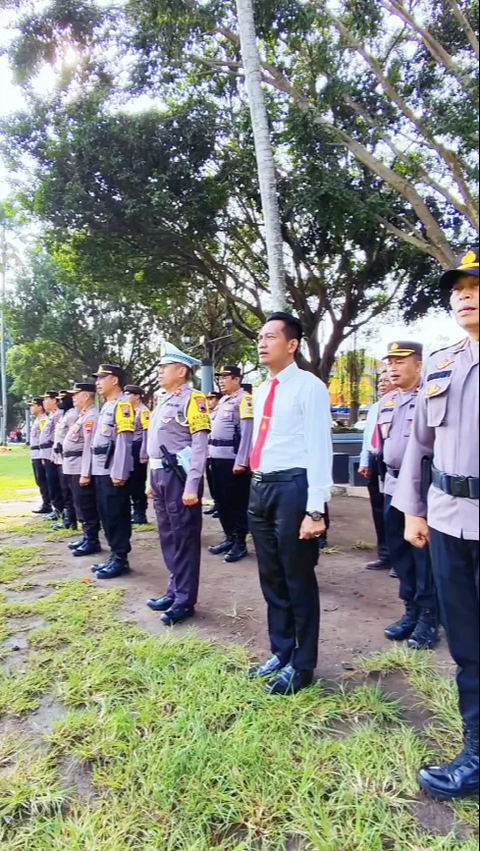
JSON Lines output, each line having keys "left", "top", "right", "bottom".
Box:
{"left": 359, "top": 369, "right": 394, "bottom": 571}
{"left": 249, "top": 312, "right": 333, "bottom": 696}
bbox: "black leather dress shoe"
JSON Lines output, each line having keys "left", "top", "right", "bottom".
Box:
{"left": 249, "top": 656, "right": 284, "bottom": 680}
{"left": 32, "top": 505, "right": 53, "bottom": 515}
{"left": 147, "top": 596, "right": 175, "bottom": 612}
{"left": 390, "top": 567, "right": 399, "bottom": 579}
{"left": 419, "top": 728, "right": 480, "bottom": 801}
{"left": 366, "top": 559, "right": 391, "bottom": 571}
{"left": 385, "top": 606, "right": 418, "bottom": 642}
{"left": 161, "top": 604, "right": 195, "bottom": 626}
{"left": 68, "top": 538, "right": 86, "bottom": 551}
{"left": 224, "top": 544, "right": 248, "bottom": 564}
{"left": 132, "top": 514, "right": 148, "bottom": 526}
{"left": 96, "top": 557, "right": 131, "bottom": 580}
{"left": 204, "top": 505, "right": 218, "bottom": 516}
{"left": 209, "top": 540, "right": 234, "bottom": 556}
{"left": 73, "top": 540, "right": 102, "bottom": 558}
{"left": 266, "top": 665, "right": 314, "bottom": 697}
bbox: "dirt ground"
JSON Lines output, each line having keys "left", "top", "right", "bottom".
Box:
{"left": 3, "top": 494, "right": 453, "bottom": 682}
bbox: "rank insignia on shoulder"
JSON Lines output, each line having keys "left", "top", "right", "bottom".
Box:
{"left": 384, "top": 400, "right": 396, "bottom": 409}
{"left": 437, "top": 359, "right": 454, "bottom": 370}
{"left": 426, "top": 384, "right": 442, "bottom": 397}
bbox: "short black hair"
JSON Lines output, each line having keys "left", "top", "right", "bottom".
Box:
{"left": 267, "top": 312, "right": 303, "bottom": 343}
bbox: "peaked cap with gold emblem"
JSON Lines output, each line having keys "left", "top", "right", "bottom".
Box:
{"left": 384, "top": 341, "right": 423, "bottom": 360}
{"left": 440, "top": 247, "right": 479, "bottom": 292}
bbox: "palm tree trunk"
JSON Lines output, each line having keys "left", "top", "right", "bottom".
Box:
{"left": 235, "top": 0, "right": 287, "bottom": 310}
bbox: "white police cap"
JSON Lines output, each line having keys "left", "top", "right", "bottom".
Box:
{"left": 160, "top": 342, "right": 202, "bottom": 369}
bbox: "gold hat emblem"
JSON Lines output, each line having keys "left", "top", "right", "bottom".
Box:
{"left": 391, "top": 343, "right": 399, "bottom": 351}
{"left": 462, "top": 251, "right": 477, "bottom": 266}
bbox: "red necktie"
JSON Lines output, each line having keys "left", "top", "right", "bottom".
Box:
{"left": 250, "top": 378, "right": 280, "bottom": 471}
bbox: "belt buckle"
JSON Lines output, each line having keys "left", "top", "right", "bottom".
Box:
{"left": 451, "top": 476, "right": 468, "bottom": 498}
{"left": 253, "top": 471, "right": 263, "bottom": 483}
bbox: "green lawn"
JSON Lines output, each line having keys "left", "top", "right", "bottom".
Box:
{"left": 0, "top": 446, "right": 37, "bottom": 502}
{"left": 0, "top": 476, "right": 478, "bottom": 849}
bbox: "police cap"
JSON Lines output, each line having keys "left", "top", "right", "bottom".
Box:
{"left": 440, "top": 248, "right": 479, "bottom": 293}
{"left": 215, "top": 365, "right": 242, "bottom": 379}
{"left": 92, "top": 364, "right": 127, "bottom": 384}
{"left": 28, "top": 397, "right": 45, "bottom": 407}
{"left": 71, "top": 382, "right": 96, "bottom": 394}
{"left": 125, "top": 384, "right": 145, "bottom": 397}
{"left": 43, "top": 390, "right": 59, "bottom": 400}
{"left": 384, "top": 341, "right": 423, "bottom": 360}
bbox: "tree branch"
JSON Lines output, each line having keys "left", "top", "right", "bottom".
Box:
{"left": 444, "top": 0, "right": 480, "bottom": 59}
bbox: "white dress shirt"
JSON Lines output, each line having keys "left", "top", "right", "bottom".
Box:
{"left": 253, "top": 362, "right": 333, "bottom": 512}
{"left": 359, "top": 401, "right": 380, "bottom": 469}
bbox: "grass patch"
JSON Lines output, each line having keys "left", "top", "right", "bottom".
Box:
{"left": 0, "top": 580, "right": 477, "bottom": 849}
{"left": 0, "top": 447, "right": 36, "bottom": 502}
{"left": 0, "top": 546, "right": 41, "bottom": 585}
{"left": 353, "top": 540, "right": 377, "bottom": 551}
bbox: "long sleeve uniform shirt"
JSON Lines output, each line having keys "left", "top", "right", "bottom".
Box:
{"left": 133, "top": 403, "right": 151, "bottom": 463}
{"left": 92, "top": 394, "right": 135, "bottom": 481}
{"left": 147, "top": 384, "right": 211, "bottom": 495}
{"left": 209, "top": 389, "right": 254, "bottom": 468}
{"left": 52, "top": 408, "right": 80, "bottom": 467}
{"left": 30, "top": 415, "right": 49, "bottom": 461}
{"left": 393, "top": 338, "right": 479, "bottom": 541}
{"left": 39, "top": 410, "right": 63, "bottom": 462}
{"left": 376, "top": 384, "right": 421, "bottom": 498}
{"left": 253, "top": 362, "right": 333, "bottom": 513}
{"left": 63, "top": 405, "right": 99, "bottom": 478}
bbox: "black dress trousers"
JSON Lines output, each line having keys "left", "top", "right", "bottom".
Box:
{"left": 32, "top": 460, "right": 51, "bottom": 508}
{"left": 130, "top": 440, "right": 148, "bottom": 516}
{"left": 95, "top": 476, "right": 132, "bottom": 558}
{"left": 44, "top": 460, "right": 65, "bottom": 513}
{"left": 68, "top": 475, "right": 101, "bottom": 542}
{"left": 58, "top": 468, "right": 76, "bottom": 522}
{"left": 249, "top": 469, "right": 320, "bottom": 672}
{"left": 211, "top": 458, "right": 252, "bottom": 545}
{"left": 430, "top": 529, "right": 479, "bottom": 730}
{"left": 367, "top": 456, "right": 390, "bottom": 564}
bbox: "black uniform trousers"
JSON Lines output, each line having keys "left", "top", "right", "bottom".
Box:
{"left": 206, "top": 459, "right": 217, "bottom": 505}
{"left": 58, "top": 468, "right": 76, "bottom": 522}
{"left": 384, "top": 495, "right": 437, "bottom": 612}
{"left": 367, "top": 456, "right": 390, "bottom": 564}
{"left": 32, "top": 460, "right": 51, "bottom": 508}
{"left": 130, "top": 441, "right": 148, "bottom": 516}
{"left": 95, "top": 476, "right": 132, "bottom": 558}
{"left": 430, "top": 529, "right": 479, "bottom": 730}
{"left": 68, "top": 475, "right": 101, "bottom": 542}
{"left": 249, "top": 469, "right": 320, "bottom": 672}
{"left": 44, "top": 460, "right": 64, "bottom": 513}
{"left": 211, "top": 458, "right": 251, "bottom": 545}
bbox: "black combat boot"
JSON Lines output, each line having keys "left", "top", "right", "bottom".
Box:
{"left": 385, "top": 604, "right": 418, "bottom": 642}
{"left": 32, "top": 504, "right": 52, "bottom": 515}
{"left": 73, "top": 539, "right": 102, "bottom": 558}
{"left": 419, "top": 725, "right": 480, "bottom": 801}
{"left": 95, "top": 556, "right": 131, "bottom": 580}
{"left": 408, "top": 608, "right": 441, "bottom": 650}
{"left": 224, "top": 539, "right": 248, "bottom": 564}
{"left": 132, "top": 513, "right": 148, "bottom": 526}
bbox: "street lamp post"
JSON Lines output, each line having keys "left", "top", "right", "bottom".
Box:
{"left": 183, "top": 319, "right": 235, "bottom": 395}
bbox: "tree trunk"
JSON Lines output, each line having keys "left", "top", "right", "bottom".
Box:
{"left": 235, "top": 0, "right": 287, "bottom": 311}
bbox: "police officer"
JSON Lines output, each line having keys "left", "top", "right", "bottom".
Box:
{"left": 125, "top": 385, "right": 150, "bottom": 526}
{"left": 51, "top": 391, "right": 79, "bottom": 530}
{"left": 91, "top": 365, "right": 135, "bottom": 579}
{"left": 204, "top": 392, "right": 222, "bottom": 518}
{"left": 208, "top": 366, "right": 254, "bottom": 563}
{"left": 39, "top": 391, "right": 65, "bottom": 520}
{"left": 378, "top": 342, "right": 440, "bottom": 650}
{"left": 394, "top": 248, "right": 479, "bottom": 801}
{"left": 63, "top": 383, "right": 102, "bottom": 558}
{"left": 146, "top": 343, "right": 210, "bottom": 626}
{"left": 30, "top": 397, "right": 52, "bottom": 515}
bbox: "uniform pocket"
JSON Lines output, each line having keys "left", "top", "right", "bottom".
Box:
{"left": 425, "top": 377, "right": 451, "bottom": 428}
{"left": 101, "top": 424, "right": 115, "bottom": 439}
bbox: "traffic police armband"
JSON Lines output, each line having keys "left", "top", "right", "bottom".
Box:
{"left": 115, "top": 401, "right": 135, "bottom": 434}
{"left": 239, "top": 394, "right": 254, "bottom": 421}
{"left": 187, "top": 393, "right": 211, "bottom": 435}
{"left": 140, "top": 409, "right": 151, "bottom": 430}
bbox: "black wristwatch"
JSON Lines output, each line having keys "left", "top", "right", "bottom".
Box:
{"left": 308, "top": 512, "right": 326, "bottom": 523}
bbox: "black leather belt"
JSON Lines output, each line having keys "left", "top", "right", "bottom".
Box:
{"left": 64, "top": 450, "right": 83, "bottom": 459}
{"left": 210, "top": 439, "right": 236, "bottom": 447}
{"left": 31, "top": 445, "right": 40, "bottom": 451}
{"left": 93, "top": 446, "right": 109, "bottom": 456}
{"left": 253, "top": 468, "right": 306, "bottom": 483}
{"left": 432, "top": 466, "right": 479, "bottom": 500}
{"left": 386, "top": 466, "right": 400, "bottom": 479}
{"left": 41, "top": 441, "right": 54, "bottom": 450}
